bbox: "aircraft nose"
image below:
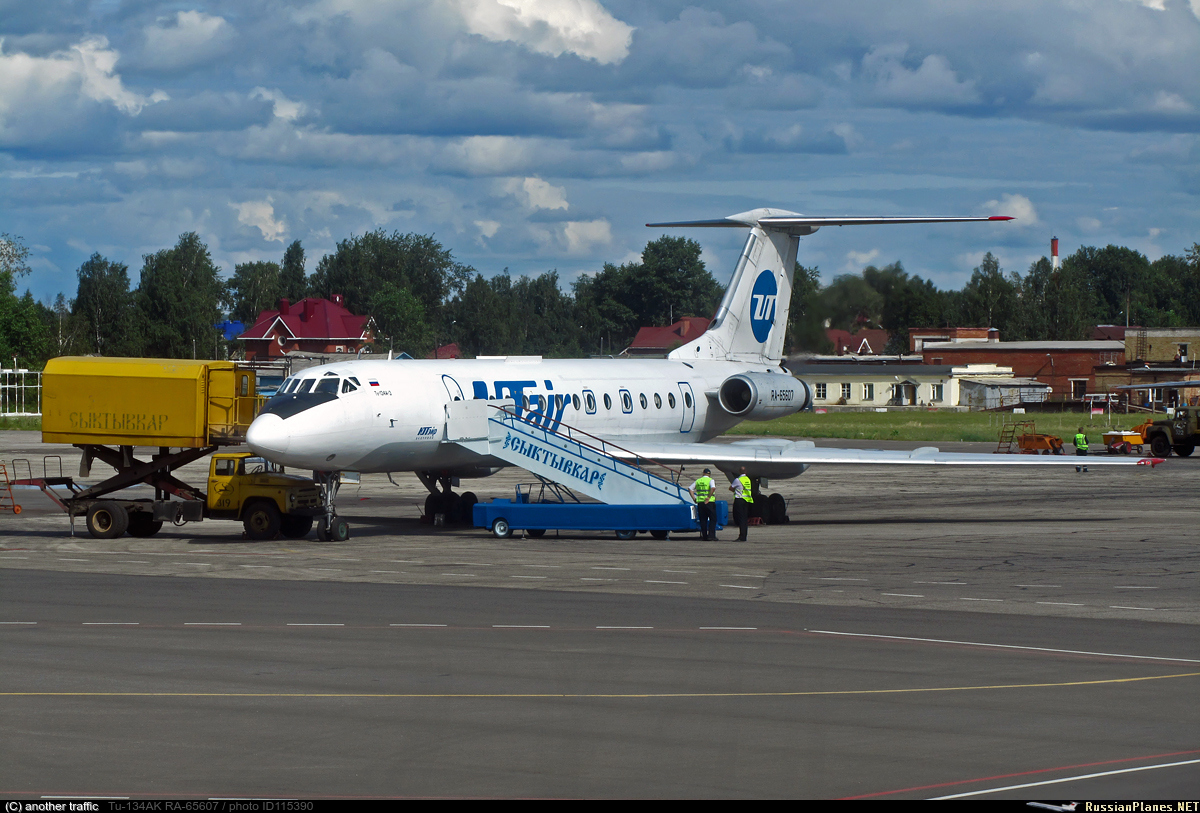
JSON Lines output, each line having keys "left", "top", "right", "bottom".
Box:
{"left": 246, "top": 412, "right": 291, "bottom": 456}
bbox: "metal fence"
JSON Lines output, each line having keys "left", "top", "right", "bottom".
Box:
{"left": 0, "top": 369, "right": 42, "bottom": 416}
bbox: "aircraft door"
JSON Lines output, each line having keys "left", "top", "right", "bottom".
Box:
{"left": 441, "top": 375, "right": 465, "bottom": 402}
{"left": 677, "top": 382, "right": 696, "bottom": 433}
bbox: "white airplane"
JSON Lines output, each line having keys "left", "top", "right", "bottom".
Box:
{"left": 246, "top": 208, "right": 1155, "bottom": 539}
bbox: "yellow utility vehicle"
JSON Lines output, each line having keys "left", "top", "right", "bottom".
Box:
{"left": 206, "top": 452, "right": 322, "bottom": 539}
{"left": 13, "top": 356, "right": 327, "bottom": 540}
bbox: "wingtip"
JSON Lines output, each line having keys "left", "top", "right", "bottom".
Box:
{"left": 988, "top": 216, "right": 1016, "bottom": 221}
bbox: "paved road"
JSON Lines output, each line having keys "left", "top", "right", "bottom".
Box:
{"left": 2, "top": 570, "right": 1198, "bottom": 799}
{"left": 2, "top": 430, "right": 1199, "bottom": 797}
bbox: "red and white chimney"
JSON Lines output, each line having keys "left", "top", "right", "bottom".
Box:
{"left": 1051, "top": 237, "right": 1060, "bottom": 270}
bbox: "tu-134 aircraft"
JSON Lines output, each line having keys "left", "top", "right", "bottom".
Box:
{"left": 246, "top": 208, "right": 1157, "bottom": 539}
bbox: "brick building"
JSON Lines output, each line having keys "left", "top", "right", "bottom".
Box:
{"left": 238, "top": 296, "right": 375, "bottom": 361}
{"left": 622, "top": 317, "right": 711, "bottom": 357}
{"left": 908, "top": 326, "right": 998, "bottom": 353}
{"left": 920, "top": 340, "right": 1124, "bottom": 401}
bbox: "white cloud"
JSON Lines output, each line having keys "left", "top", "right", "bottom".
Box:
{"left": 562, "top": 219, "right": 611, "bottom": 253}
{"left": 1077, "top": 216, "right": 1102, "bottom": 232}
{"left": 862, "top": 43, "right": 980, "bottom": 107}
{"left": 457, "top": 0, "right": 634, "bottom": 64}
{"left": 843, "top": 249, "right": 879, "bottom": 272}
{"left": 142, "top": 11, "right": 233, "bottom": 70}
{"left": 475, "top": 219, "right": 500, "bottom": 239}
{"left": 251, "top": 87, "right": 307, "bottom": 121}
{"left": 502, "top": 176, "right": 569, "bottom": 210}
{"left": 231, "top": 198, "right": 287, "bottom": 242}
{"left": 982, "top": 193, "right": 1039, "bottom": 226}
{"left": 0, "top": 36, "right": 164, "bottom": 144}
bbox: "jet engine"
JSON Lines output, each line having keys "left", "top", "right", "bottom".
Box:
{"left": 717, "top": 373, "right": 811, "bottom": 421}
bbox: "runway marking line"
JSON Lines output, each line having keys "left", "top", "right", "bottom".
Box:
{"left": 3, "top": 671, "right": 1197, "bottom": 699}
{"left": 841, "top": 749, "right": 1200, "bottom": 799}
{"left": 807, "top": 630, "right": 1200, "bottom": 663}
{"left": 933, "top": 757, "right": 1200, "bottom": 799}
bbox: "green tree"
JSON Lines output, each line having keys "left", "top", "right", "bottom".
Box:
{"left": 74, "top": 254, "right": 141, "bottom": 355}
{"left": 371, "top": 282, "right": 433, "bottom": 356}
{"left": 309, "top": 231, "right": 473, "bottom": 330}
{"left": 960, "top": 252, "right": 1021, "bottom": 337}
{"left": 228, "top": 260, "right": 282, "bottom": 324}
{"left": 0, "top": 234, "right": 51, "bottom": 366}
{"left": 137, "top": 233, "right": 226, "bottom": 359}
{"left": 570, "top": 236, "right": 724, "bottom": 351}
{"left": 787, "top": 263, "right": 830, "bottom": 352}
{"left": 280, "top": 240, "right": 306, "bottom": 301}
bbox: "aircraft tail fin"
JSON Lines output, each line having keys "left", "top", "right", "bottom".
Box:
{"left": 653, "top": 208, "right": 1012, "bottom": 364}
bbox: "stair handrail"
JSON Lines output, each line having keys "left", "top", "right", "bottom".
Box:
{"left": 487, "top": 403, "right": 688, "bottom": 494}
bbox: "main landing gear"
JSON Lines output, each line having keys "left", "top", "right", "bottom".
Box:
{"left": 314, "top": 471, "right": 350, "bottom": 541}
{"left": 417, "top": 471, "right": 477, "bottom": 525}
{"left": 740, "top": 476, "right": 789, "bottom": 525}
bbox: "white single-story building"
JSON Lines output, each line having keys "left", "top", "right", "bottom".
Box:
{"left": 788, "top": 363, "right": 1018, "bottom": 409}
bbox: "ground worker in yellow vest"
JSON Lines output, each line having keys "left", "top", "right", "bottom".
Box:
{"left": 689, "top": 467, "right": 718, "bottom": 541}
{"left": 729, "top": 466, "right": 753, "bottom": 542}
{"left": 1075, "top": 427, "right": 1089, "bottom": 473}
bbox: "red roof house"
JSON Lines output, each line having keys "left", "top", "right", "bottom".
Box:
{"left": 622, "top": 317, "right": 711, "bottom": 356}
{"left": 238, "top": 295, "right": 375, "bottom": 360}
{"left": 825, "top": 328, "right": 890, "bottom": 356}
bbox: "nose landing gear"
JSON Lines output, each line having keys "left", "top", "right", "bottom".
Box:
{"left": 314, "top": 471, "right": 350, "bottom": 541}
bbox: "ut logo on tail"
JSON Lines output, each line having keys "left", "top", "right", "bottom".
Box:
{"left": 749, "top": 270, "right": 778, "bottom": 343}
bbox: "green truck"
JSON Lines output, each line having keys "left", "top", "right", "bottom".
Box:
{"left": 1144, "top": 407, "right": 1200, "bottom": 457}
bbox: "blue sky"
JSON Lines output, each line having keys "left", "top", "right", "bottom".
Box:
{"left": 2, "top": 0, "right": 1198, "bottom": 305}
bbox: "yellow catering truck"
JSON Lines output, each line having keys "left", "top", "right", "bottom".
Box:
{"left": 19, "top": 357, "right": 324, "bottom": 540}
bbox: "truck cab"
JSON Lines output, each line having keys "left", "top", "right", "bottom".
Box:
{"left": 1145, "top": 406, "right": 1199, "bottom": 458}
{"left": 207, "top": 452, "right": 323, "bottom": 539}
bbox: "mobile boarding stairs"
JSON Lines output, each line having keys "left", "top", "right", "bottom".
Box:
{"left": 444, "top": 400, "right": 726, "bottom": 538}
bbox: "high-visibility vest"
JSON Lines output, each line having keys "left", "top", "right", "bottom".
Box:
{"left": 737, "top": 474, "right": 753, "bottom": 503}
{"left": 694, "top": 476, "right": 715, "bottom": 503}
{"left": 1074, "top": 433, "right": 1088, "bottom": 450}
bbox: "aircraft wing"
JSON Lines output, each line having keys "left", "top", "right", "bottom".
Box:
{"left": 613, "top": 439, "right": 1162, "bottom": 473}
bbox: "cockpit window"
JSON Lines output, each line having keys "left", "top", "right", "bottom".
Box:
{"left": 341, "top": 378, "right": 358, "bottom": 393}
{"left": 296, "top": 379, "right": 315, "bottom": 394}
{"left": 314, "top": 377, "right": 340, "bottom": 395}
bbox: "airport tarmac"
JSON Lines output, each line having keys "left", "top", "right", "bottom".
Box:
{"left": 2, "top": 430, "right": 1199, "bottom": 798}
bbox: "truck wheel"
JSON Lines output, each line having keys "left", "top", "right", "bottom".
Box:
{"left": 280, "top": 515, "right": 314, "bottom": 539}
{"left": 243, "top": 501, "right": 282, "bottom": 540}
{"left": 1150, "top": 435, "right": 1172, "bottom": 457}
{"left": 650, "top": 530, "right": 668, "bottom": 540}
{"left": 86, "top": 501, "right": 129, "bottom": 539}
{"left": 615, "top": 530, "right": 637, "bottom": 540}
{"left": 1174, "top": 444, "right": 1195, "bottom": 457}
{"left": 127, "top": 513, "right": 163, "bottom": 537}
{"left": 526, "top": 528, "right": 546, "bottom": 538}
{"left": 492, "top": 518, "right": 512, "bottom": 539}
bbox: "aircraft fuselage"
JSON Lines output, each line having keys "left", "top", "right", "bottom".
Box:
{"left": 246, "top": 357, "right": 789, "bottom": 475}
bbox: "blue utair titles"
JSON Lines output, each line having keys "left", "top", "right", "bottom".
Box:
{"left": 472, "top": 378, "right": 568, "bottom": 432}
{"left": 501, "top": 431, "right": 606, "bottom": 491}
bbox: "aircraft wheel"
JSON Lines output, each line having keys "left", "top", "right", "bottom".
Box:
{"left": 492, "top": 518, "right": 512, "bottom": 539}
{"left": 650, "top": 530, "right": 668, "bottom": 540}
{"left": 126, "top": 512, "right": 163, "bottom": 538}
{"left": 328, "top": 517, "right": 351, "bottom": 541}
{"left": 424, "top": 493, "right": 441, "bottom": 519}
{"left": 86, "top": 501, "right": 129, "bottom": 539}
{"left": 615, "top": 530, "right": 637, "bottom": 540}
{"left": 1174, "top": 444, "right": 1194, "bottom": 457}
{"left": 280, "top": 515, "right": 314, "bottom": 539}
{"left": 458, "top": 491, "right": 478, "bottom": 523}
{"left": 1150, "top": 435, "right": 1172, "bottom": 457}
{"left": 527, "top": 528, "right": 546, "bottom": 538}
{"left": 243, "top": 500, "right": 282, "bottom": 540}
{"left": 444, "top": 492, "right": 462, "bottom": 523}
{"left": 767, "top": 493, "right": 788, "bottom": 524}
